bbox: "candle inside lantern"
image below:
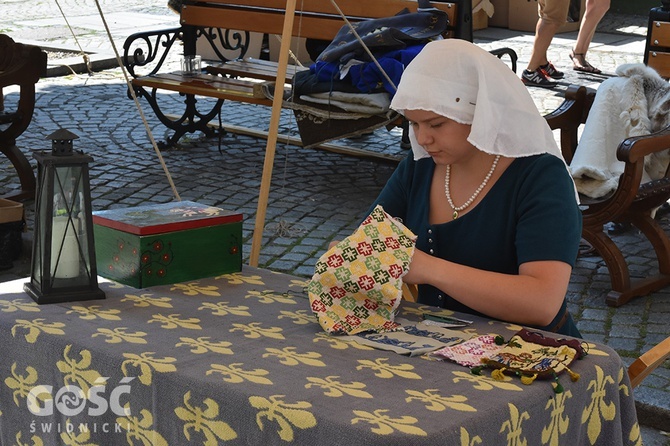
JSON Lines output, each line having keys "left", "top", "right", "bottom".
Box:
{"left": 51, "top": 216, "right": 81, "bottom": 278}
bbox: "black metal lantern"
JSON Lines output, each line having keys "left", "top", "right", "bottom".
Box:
{"left": 24, "top": 129, "right": 105, "bottom": 304}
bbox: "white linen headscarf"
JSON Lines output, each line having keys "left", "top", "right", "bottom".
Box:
{"left": 391, "top": 39, "right": 564, "bottom": 162}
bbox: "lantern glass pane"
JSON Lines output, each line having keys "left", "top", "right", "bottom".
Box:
{"left": 50, "top": 165, "right": 92, "bottom": 286}
{"left": 32, "top": 164, "right": 50, "bottom": 287}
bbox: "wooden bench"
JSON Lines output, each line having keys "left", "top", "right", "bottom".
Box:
{"left": 545, "top": 85, "right": 670, "bottom": 307}
{"left": 122, "top": 0, "right": 517, "bottom": 149}
{"left": 0, "top": 34, "right": 47, "bottom": 201}
{"left": 644, "top": 4, "right": 670, "bottom": 79}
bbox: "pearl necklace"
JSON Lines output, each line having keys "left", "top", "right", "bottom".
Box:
{"left": 444, "top": 155, "right": 501, "bottom": 219}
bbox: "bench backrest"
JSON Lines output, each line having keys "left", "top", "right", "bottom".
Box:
{"left": 646, "top": 21, "right": 670, "bottom": 79}
{"left": 180, "top": 0, "right": 461, "bottom": 42}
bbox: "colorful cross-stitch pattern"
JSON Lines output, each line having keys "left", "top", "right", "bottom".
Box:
{"left": 432, "top": 334, "right": 505, "bottom": 367}
{"left": 308, "top": 205, "right": 416, "bottom": 335}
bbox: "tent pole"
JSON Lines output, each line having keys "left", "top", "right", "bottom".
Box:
{"left": 249, "top": 0, "right": 298, "bottom": 266}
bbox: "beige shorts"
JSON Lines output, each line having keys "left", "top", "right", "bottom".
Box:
{"left": 538, "top": 0, "right": 570, "bottom": 27}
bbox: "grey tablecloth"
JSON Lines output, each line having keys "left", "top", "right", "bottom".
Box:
{"left": 0, "top": 266, "right": 641, "bottom": 445}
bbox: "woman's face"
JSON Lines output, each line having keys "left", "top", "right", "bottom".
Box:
{"left": 405, "top": 109, "right": 475, "bottom": 165}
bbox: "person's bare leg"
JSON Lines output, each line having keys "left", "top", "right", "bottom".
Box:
{"left": 571, "top": 0, "right": 610, "bottom": 71}
{"left": 527, "top": 18, "right": 561, "bottom": 71}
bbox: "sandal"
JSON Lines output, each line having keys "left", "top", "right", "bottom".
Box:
{"left": 570, "top": 51, "right": 602, "bottom": 74}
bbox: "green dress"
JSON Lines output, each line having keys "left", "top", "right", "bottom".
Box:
{"left": 371, "top": 153, "right": 583, "bottom": 337}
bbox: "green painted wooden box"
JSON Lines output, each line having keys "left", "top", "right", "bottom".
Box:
{"left": 93, "top": 201, "right": 242, "bottom": 288}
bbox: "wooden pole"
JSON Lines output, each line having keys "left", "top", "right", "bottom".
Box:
{"left": 249, "top": 0, "right": 298, "bottom": 266}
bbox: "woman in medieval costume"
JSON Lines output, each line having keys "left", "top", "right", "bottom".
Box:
{"left": 370, "top": 39, "right": 583, "bottom": 337}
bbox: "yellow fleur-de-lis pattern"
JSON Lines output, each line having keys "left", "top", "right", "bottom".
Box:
{"left": 263, "top": 347, "right": 326, "bottom": 367}
{"left": 92, "top": 327, "right": 148, "bottom": 344}
{"left": 500, "top": 403, "right": 530, "bottom": 446}
{"left": 249, "top": 395, "right": 317, "bottom": 441}
{"left": 351, "top": 408, "right": 427, "bottom": 436}
{"left": 541, "top": 389, "right": 572, "bottom": 446}
{"left": 175, "top": 336, "right": 233, "bottom": 355}
{"left": 121, "top": 293, "right": 173, "bottom": 308}
{"left": 0, "top": 267, "right": 641, "bottom": 445}
{"left": 0, "top": 299, "right": 40, "bottom": 313}
{"left": 11, "top": 318, "right": 65, "bottom": 343}
{"left": 207, "top": 363, "right": 273, "bottom": 385}
{"left": 174, "top": 391, "right": 238, "bottom": 443}
{"left": 66, "top": 305, "right": 122, "bottom": 321}
{"left": 198, "top": 301, "right": 251, "bottom": 317}
{"left": 5, "top": 364, "right": 39, "bottom": 406}
{"left": 582, "top": 365, "right": 617, "bottom": 444}
{"left": 305, "top": 375, "right": 373, "bottom": 398}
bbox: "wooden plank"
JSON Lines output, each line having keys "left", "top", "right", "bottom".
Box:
{"left": 181, "top": 1, "right": 457, "bottom": 41}
{"left": 647, "top": 51, "right": 670, "bottom": 79}
{"left": 191, "top": 0, "right": 456, "bottom": 20}
{"left": 628, "top": 335, "right": 670, "bottom": 388}
{"left": 206, "top": 59, "right": 308, "bottom": 82}
{"left": 133, "top": 72, "right": 273, "bottom": 105}
{"left": 650, "top": 21, "right": 670, "bottom": 48}
{"left": 182, "top": 6, "right": 351, "bottom": 39}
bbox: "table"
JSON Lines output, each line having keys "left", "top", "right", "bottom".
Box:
{"left": 0, "top": 267, "right": 641, "bottom": 445}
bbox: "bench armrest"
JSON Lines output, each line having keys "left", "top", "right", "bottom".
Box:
{"left": 488, "top": 47, "right": 518, "bottom": 73}
{"left": 122, "top": 26, "right": 183, "bottom": 78}
{"left": 598, "top": 125, "right": 670, "bottom": 214}
{"left": 122, "top": 26, "right": 256, "bottom": 78}
{"left": 544, "top": 85, "right": 595, "bottom": 164}
{"left": 618, "top": 124, "right": 670, "bottom": 164}
{"left": 196, "top": 27, "right": 254, "bottom": 64}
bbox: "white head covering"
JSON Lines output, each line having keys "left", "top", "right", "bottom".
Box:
{"left": 391, "top": 39, "right": 564, "bottom": 162}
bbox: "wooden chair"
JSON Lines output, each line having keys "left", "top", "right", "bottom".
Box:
{"left": 0, "top": 34, "right": 47, "bottom": 201}
{"left": 545, "top": 85, "right": 670, "bottom": 307}
{"left": 628, "top": 336, "right": 670, "bottom": 388}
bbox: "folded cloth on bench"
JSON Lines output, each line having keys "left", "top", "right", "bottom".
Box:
{"left": 298, "top": 91, "right": 390, "bottom": 115}
{"left": 261, "top": 44, "right": 428, "bottom": 147}
{"left": 570, "top": 63, "right": 670, "bottom": 198}
{"left": 261, "top": 82, "right": 399, "bottom": 148}
{"left": 311, "top": 44, "right": 426, "bottom": 96}
{"left": 317, "top": 0, "right": 448, "bottom": 64}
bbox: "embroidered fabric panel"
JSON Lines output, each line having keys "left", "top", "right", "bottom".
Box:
{"left": 308, "top": 205, "right": 417, "bottom": 335}
{"left": 431, "top": 334, "right": 504, "bottom": 367}
{"left": 341, "top": 319, "right": 469, "bottom": 356}
{"left": 483, "top": 331, "right": 580, "bottom": 377}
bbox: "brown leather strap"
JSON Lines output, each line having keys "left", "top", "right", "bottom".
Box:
{"left": 548, "top": 309, "right": 570, "bottom": 333}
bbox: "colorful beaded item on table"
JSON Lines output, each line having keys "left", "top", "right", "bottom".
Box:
{"left": 478, "top": 329, "right": 587, "bottom": 393}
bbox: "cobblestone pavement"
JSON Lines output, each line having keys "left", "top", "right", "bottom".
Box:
{"left": 1, "top": 1, "right": 669, "bottom": 442}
